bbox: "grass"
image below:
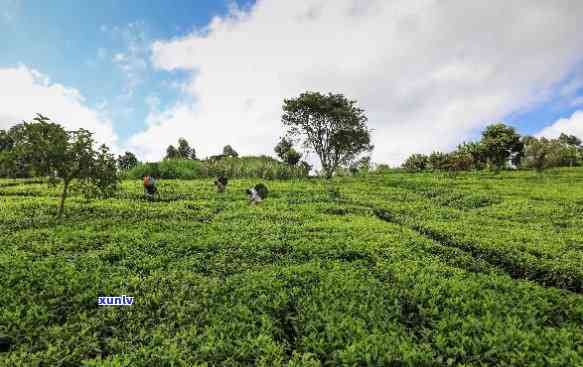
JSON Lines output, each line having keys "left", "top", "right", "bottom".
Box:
{"left": 0, "top": 168, "right": 582, "bottom": 366}
{"left": 123, "top": 156, "right": 310, "bottom": 180}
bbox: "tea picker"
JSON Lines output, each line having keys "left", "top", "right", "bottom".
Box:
{"left": 214, "top": 176, "right": 228, "bottom": 193}
{"left": 143, "top": 174, "right": 159, "bottom": 201}
{"left": 246, "top": 183, "right": 269, "bottom": 205}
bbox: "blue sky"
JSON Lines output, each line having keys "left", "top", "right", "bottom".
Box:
{"left": 1, "top": 0, "right": 241, "bottom": 139}
{"left": 1, "top": 0, "right": 583, "bottom": 164}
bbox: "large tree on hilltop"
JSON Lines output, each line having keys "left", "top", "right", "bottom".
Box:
{"left": 480, "top": 123, "right": 523, "bottom": 171}
{"left": 281, "top": 92, "right": 373, "bottom": 178}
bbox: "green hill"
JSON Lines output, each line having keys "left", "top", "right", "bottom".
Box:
{"left": 1, "top": 169, "right": 582, "bottom": 365}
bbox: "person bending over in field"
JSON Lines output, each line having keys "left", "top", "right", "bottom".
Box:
{"left": 143, "top": 174, "right": 159, "bottom": 200}
{"left": 246, "top": 183, "right": 268, "bottom": 205}
{"left": 214, "top": 176, "right": 228, "bottom": 193}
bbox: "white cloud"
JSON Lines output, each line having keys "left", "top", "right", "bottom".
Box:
{"left": 108, "top": 22, "right": 150, "bottom": 94}
{"left": 0, "top": 65, "right": 119, "bottom": 151}
{"left": 132, "top": 0, "right": 583, "bottom": 165}
{"left": 536, "top": 110, "right": 583, "bottom": 140}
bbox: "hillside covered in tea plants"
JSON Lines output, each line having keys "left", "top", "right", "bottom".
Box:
{"left": 1, "top": 169, "right": 583, "bottom": 366}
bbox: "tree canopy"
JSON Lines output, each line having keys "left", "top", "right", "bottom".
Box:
{"left": 222, "top": 145, "right": 239, "bottom": 158}
{"left": 274, "top": 137, "right": 301, "bottom": 166}
{"left": 281, "top": 92, "right": 373, "bottom": 178}
{"left": 5, "top": 114, "right": 119, "bottom": 217}
{"left": 480, "top": 123, "right": 523, "bottom": 170}
{"left": 117, "top": 151, "right": 139, "bottom": 170}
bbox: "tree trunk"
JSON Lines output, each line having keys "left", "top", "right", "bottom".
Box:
{"left": 58, "top": 180, "right": 69, "bottom": 218}
{"left": 324, "top": 166, "right": 334, "bottom": 179}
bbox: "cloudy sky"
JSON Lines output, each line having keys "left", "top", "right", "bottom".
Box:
{"left": 1, "top": 0, "right": 583, "bottom": 165}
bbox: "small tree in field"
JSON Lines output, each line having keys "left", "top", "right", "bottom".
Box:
{"left": 223, "top": 145, "right": 239, "bottom": 158}
{"left": 402, "top": 154, "right": 429, "bottom": 172}
{"left": 117, "top": 151, "right": 139, "bottom": 170}
{"left": 165, "top": 145, "right": 179, "bottom": 160}
{"left": 428, "top": 151, "right": 449, "bottom": 171}
{"left": 10, "top": 114, "right": 119, "bottom": 217}
{"left": 274, "top": 137, "right": 293, "bottom": 160}
{"left": 86, "top": 144, "right": 120, "bottom": 197}
{"left": 177, "top": 138, "right": 196, "bottom": 159}
{"left": 0, "top": 127, "right": 29, "bottom": 178}
{"left": 274, "top": 137, "right": 302, "bottom": 166}
{"left": 281, "top": 92, "right": 373, "bottom": 179}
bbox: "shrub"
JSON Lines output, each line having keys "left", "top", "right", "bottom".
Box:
{"left": 402, "top": 154, "right": 429, "bottom": 172}
{"left": 124, "top": 157, "right": 310, "bottom": 180}
{"left": 428, "top": 151, "right": 449, "bottom": 171}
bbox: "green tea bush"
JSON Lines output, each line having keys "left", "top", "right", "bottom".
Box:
{"left": 1, "top": 169, "right": 583, "bottom": 365}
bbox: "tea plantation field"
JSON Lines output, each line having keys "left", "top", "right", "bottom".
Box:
{"left": 1, "top": 169, "right": 583, "bottom": 366}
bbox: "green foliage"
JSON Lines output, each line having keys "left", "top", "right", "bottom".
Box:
{"left": 116, "top": 151, "right": 139, "bottom": 171}
{"left": 1, "top": 170, "right": 583, "bottom": 365}
{"left": 445, "top": 150, "right": 474, "bottom": 173}
{"left": 125, "top": 156, "right": 310, "bottom": 180}
{"left": 522, "top": 136, "right": 580, "bottom": 172}
{"left": 5, "top": 115, "right": 119, "bottom": 216}
{"left": 177, "top": 138, "right": 196, "bottom": 160}
{"left": 165, "top": 145, "right": 179, "bottom": 160}
{"left": 373, "top": 164, "right": 391, "bottom": 173}
{"left": 402, "top": 153, "right": 429, "bottom": 171}
{"left": 348, "top": 156, "right": 371, "bottom": 176}
{"left": 428, "top": 151, "right": 449, "bottom": 170}
{"left": 165, "top": 138, "right": 197, "bottom": 160}
{"left": 558, "top": 133, "right": 582, "bottom": 148}
{"left": 274, "top": 137, "right": 293, "bottom": 160}
{"left": 481, "top": 123, "right": 524, "bottom": 170}
{"left": 285, "top": 149, "right": 301, "bottom": 166}
{"left": 457, "top": 141, "right": 487, "bottom": 170}
{"left": 274, "top": 137, "right": 302, "bottom": 166}
{"left": 86, "top": 144, "right": 121, "bottom": 198}
{"left": 0, "top": 126, "right": 29, "bottom": 178}
{"left": 281, "top": 91, "right": 373, "bottom": 178}
{"left": 222, "top": 145, "right": 239, "bottom": 158}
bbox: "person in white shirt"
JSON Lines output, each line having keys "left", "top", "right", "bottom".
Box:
{"left": 246, "top": 183, "right": 268, "bottom": 205}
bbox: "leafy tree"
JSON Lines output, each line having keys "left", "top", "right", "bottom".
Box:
{"left": 165, "top": 145, "right": 179, "bottom": 160}
{"left": 428, "top": 151, "right": 449, "bottom": 171}
{"left": 117, "top": 151, "right": 139, "bottom": 170}
{"left": 274, "top": 137, "right": 293, "bottom": 160}
{"left": 457, "top": 141, "right": 487, "bottom": 170}
{"left": 223, "top": 145, "right": 238, "bottom": 158}
{"left": 9, "top": 114, "right": 119, "bottom": 217}
{"left": 445, "top": 151, "right": 474, "bottom": 173}
{"left": 348, "top": 156, "right": 372, "bottom": 175}
{"left": 480, "top": 123, "right": 523, "bottom": 171}
{"left": 281, "top": 91, "right": 373, "bottom": 179}
{"left": 285, "top": 148, "right": 301, "bottom": 166}
{"left": 0, "top": 129, "right": 13, "bottom": 152}
{"left": 274, "top": 137, "right": 301, "bottom": 165}
{"left": 558, "top": 133, "right": 581, "bottom": 147}
{"left": 557, "top": 133, "right": 581, "bottom": 166}
{"left": 89, "top": 144, "right": 120, "bottom": 197}
{"left": 177, "top": 138, "right": 196, "bottom": 159}
{"left": 522, "top": 137, "right": 557, "bottom": 172}
{"left": 0, "top": 128, "right": 27, "bottom": 177}
{"left": 402, "top": 154, "right": 429, "bottom": 171}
